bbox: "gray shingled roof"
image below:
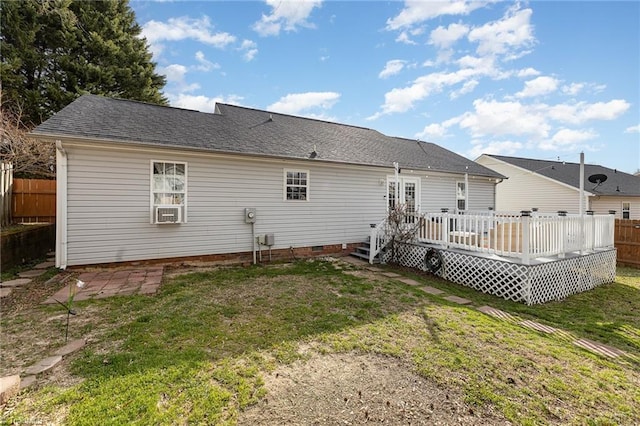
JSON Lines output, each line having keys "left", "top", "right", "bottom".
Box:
{"left": 486, "top": 154, "right": 640, "bottom": 196}
{"left": 33, "top": 94, "right": 503, "bottom": 178}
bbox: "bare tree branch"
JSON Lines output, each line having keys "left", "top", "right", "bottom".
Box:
{"left": 0, "top": 105, "right": 55, "bottom": 178}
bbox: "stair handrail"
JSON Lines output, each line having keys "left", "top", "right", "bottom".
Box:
{"left": 369, "top": 217, "right": 388, "bottom": 264}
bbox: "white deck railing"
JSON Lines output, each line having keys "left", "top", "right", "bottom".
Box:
{"left": 415, "top": 211, "right": 615, "bottom": 265}
{"left": 369, "top": 218, "right": 388, "bottom": 264}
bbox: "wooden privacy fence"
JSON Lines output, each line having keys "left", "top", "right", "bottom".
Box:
{"left": 1, "top": 162, "right": 13, "bottom": 226}
{"left": 615, "top": 219, "right": 640, "bottom": 267}
{"left": 12, "top": 178, "right": 56, "bottom": 223}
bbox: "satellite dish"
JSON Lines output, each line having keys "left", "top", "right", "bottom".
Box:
{"left": 588, "top": 173, "right": 608, "bottom": 184}
{"left": 588, "top": 173, "right": 608, "bottom": 190}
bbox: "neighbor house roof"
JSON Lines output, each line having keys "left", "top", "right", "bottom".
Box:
{"left": 33, "top": 94, "right": 503, "bottom": 178}
{"left": 483, "top": 154, "right": 640, "bottom": 196}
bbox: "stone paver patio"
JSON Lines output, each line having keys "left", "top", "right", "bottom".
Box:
{"left": 42, "top": 266, "right": 164, "bottom": 304}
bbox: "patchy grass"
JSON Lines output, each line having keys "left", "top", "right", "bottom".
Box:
{"left": 2, "top": 260, "right": 639, "bottom": 425}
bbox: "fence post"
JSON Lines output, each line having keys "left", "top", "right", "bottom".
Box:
{"left": 521, "top": 211, "right": 531, "bottom": 265}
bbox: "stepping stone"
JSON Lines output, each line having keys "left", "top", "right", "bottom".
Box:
{"left": 0, "top": 278, "right": 31, "bottom": 288}
{"left": 443, "top": 295, "right": 472, "bottom": 305}
{"left": 366, "top": 267, "right": 383, "bottom": 272}
{"left": 53, "top": 339, "right": 86, "bottom": 357}
{"left": 34, "top": 261, "right": 55, "bottom": 269}
{"left": 519, "top": 320, "right": 558, "bottom": 334}
{"left": 18, "top": 269, "right": 47, "bottom": 278}
{"left": 397, "top": 277, "right": 421, "bottom": 286}
{"left": 477, "top": 306, "right": 516, "bottom": 321}
{"left": 573, "top": 339, "right": 626, "bottom": 358}
{"left": 0, "top": 288, "right": 12, "bottom": 298}
{"left": 24, "top": 356, "right": 63, "bottom": 376}
{"left": 20, "top": 375, "right": 37, "bottom": 390}
{"left": 421, "top": 286, "right": 445, "bottom": 295}
{"left": 381, "top": 272, "right": 401, "bottom": 278}
{"left": 0, "top": 375, "right": 20, "bottom": 405}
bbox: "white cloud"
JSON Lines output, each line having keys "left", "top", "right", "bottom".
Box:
{"left": 551, "top": 128, "right": 598, "bottom": 145}
{"left": 516, "top": 67, "right": 540, "bottom": 78}
{"left": 379, "top": 60, "right": 407, "bottom": 79}
{"left": 562, "top": 82, "right": 585, "bottom": 96}
{"left": 450, "top": 79, "right": 478, "bottom": 99}
{"left": 160, "top": 64, "right": 188, "bottom": 83}
{"left": 141, "top": 16, "right": 236, "bottom": 51}
{"left": 386, "top": 0, "right": 489, "bottom": 30}
{"left": 428, "top": 22, "right": 469, "bottom": 49}
{"left": 369, "top": 57, "right": 502, "bottom": 118}
{"left": 416, "top": 123, "right": 449, "bottom": 140}
{"left": 458, "top": 99, "right": 551, "bottom": 139}
{"left": 625, "top": 124, "right": 640, "bottom": 133}
{"left": 467, "top": 6, "right": 535, "bottom": 57}
{"left": 194, "top": 51, "right": 220, "bottom": 72}
{"left": 267, "top": 92, "right": 340, "bottom": 115}
{"left": 170, "top": 93, "right": 244, "bottom": 112}
{"left": 158, "top": 64, "right": 200, "bottom": 93}
{"left": 253, "top": 0, "right": 322, "bottom": 37}
{"left": 547, "top": 99, "right": 630, "bottom": 124}
{"left": 515, "top": 76, "right": 559, "bottom": 98}
{"left": 396, "top": 31, "right": 417, "bottom": 45}
{"left": 239, "top": 40, "right": 258, "bottom": 61}
{"left": 467, "top": 140, "right": 523, "bottom": 159}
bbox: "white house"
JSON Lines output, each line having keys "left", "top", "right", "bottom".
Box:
{"left": 476, "top": 154, "right": 640, "bottom": 219}
{"left": 33, "top": 95, "right": 503, "bottom": 268}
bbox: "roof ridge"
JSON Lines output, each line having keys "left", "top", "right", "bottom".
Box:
{"left": 81, "top": 93, "right": 212, "bottom": 115}
{"left": 217, "top": 103, "right": 380, "bottom": 133}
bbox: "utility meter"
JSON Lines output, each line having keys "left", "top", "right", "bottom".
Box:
{"left": 245, "top": 208, "right": 256, "bottom": 223}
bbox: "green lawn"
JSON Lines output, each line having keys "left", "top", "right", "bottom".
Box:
{"left": 2, "top": 261, "right": 639, "bottom": 425}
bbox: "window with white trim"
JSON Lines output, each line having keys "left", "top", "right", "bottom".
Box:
{"left": 151, "top": 161, "right": 187, "bottom": 223}
{"left": 622, "top": 202, "right": 630, "bottom": 219}
{"left": 456, "top": 181, "right": 466, "bottom": 211}
{"left": 284, "top": 170, "right": 309, "bottom": 201}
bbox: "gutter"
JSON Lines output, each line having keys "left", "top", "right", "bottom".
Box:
{"left": 55, "top": 140, "right": 68, "bottom": 269}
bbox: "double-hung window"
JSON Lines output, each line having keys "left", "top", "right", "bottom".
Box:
{"left": 284, "top": 170, "right": 309, "bottom": 201}
{"left": 456, "top": 181, "right": 466, "bottom": 211}
{"left": 151, "top": 161, "right": 187, "bottom": 223}
{"left": 622, "top": 202, "right": 630, "bottom": 219}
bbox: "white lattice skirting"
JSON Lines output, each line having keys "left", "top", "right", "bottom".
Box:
{"left": 387, "top": 243, "right": 617, "bottom": 305}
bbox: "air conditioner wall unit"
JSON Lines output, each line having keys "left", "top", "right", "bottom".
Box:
{"left": 155, "top": 206, "right": 182, "bottom": 224}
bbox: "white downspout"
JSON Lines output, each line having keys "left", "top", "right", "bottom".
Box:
{"left": 464, "top": 172, "right": 469, "bottom": 211}
{"left": 393, "top": 162, "right": 399, "bottom": 208}
{"left": 56, "top": 140, "right": 68, "bottom": 269}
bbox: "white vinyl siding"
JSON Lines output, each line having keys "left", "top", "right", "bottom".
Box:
{"left": 64, "top": 143, "right": 390, "bottom": 265}
{"left": 62, "top": 142, "right": 499, "bottom": 266}
{"left": 419, "top": 174, "right": 496, "bottom": 213}
{"left": 476, "top": 157, "right": 586, "bottom": 214}
{"left": 591, "top": 196, "right": 640, "bottom": 219}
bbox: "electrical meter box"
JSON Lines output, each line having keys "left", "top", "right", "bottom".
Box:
{"left": 264, "top": 233, "right": 275, "bottom": 246}
{"left": 244, "top": 208, "right": 256, "bottom": 223}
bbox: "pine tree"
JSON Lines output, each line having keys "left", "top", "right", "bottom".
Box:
{"left": 0, "top": 0, "right": 166, "bottom": 126}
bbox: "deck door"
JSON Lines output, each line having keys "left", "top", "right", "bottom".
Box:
{"left": 387, "top": 177, "right": 421, "bottom": 215}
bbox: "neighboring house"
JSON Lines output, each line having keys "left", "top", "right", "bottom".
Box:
{"left": 476, "top": 154, "right": 640, "bottom": 219}
{"left": 33, "top": 94, "right": 503, "bottom": 268}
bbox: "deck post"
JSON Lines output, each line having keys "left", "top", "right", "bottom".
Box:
{"left": 558, "top": 211, "right": 567, "bottom": 258}
{"left": 521, "top": 211, "right": 531, "bottom": 265}
{"left": 441, "top": 208, "right": 449, "bottom": 248}
{"left": 586, "top": 210, "right": 595, "bottom": 251}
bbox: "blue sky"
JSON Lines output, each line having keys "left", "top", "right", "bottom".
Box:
{"left": 132, "top": 1, "right": 640, "bottom": 174}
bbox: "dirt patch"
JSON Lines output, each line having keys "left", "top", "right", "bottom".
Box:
{"left": 239, "top": 352, "right": 511, "bottom": 425}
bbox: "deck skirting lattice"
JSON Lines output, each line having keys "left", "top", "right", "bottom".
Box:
{"left": 387, "top": 242, "right": 616, "bottom": 304}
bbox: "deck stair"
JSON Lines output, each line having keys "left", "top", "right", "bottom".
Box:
{"left": 350, "top": 237, "right": 381, "bottom": 263}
